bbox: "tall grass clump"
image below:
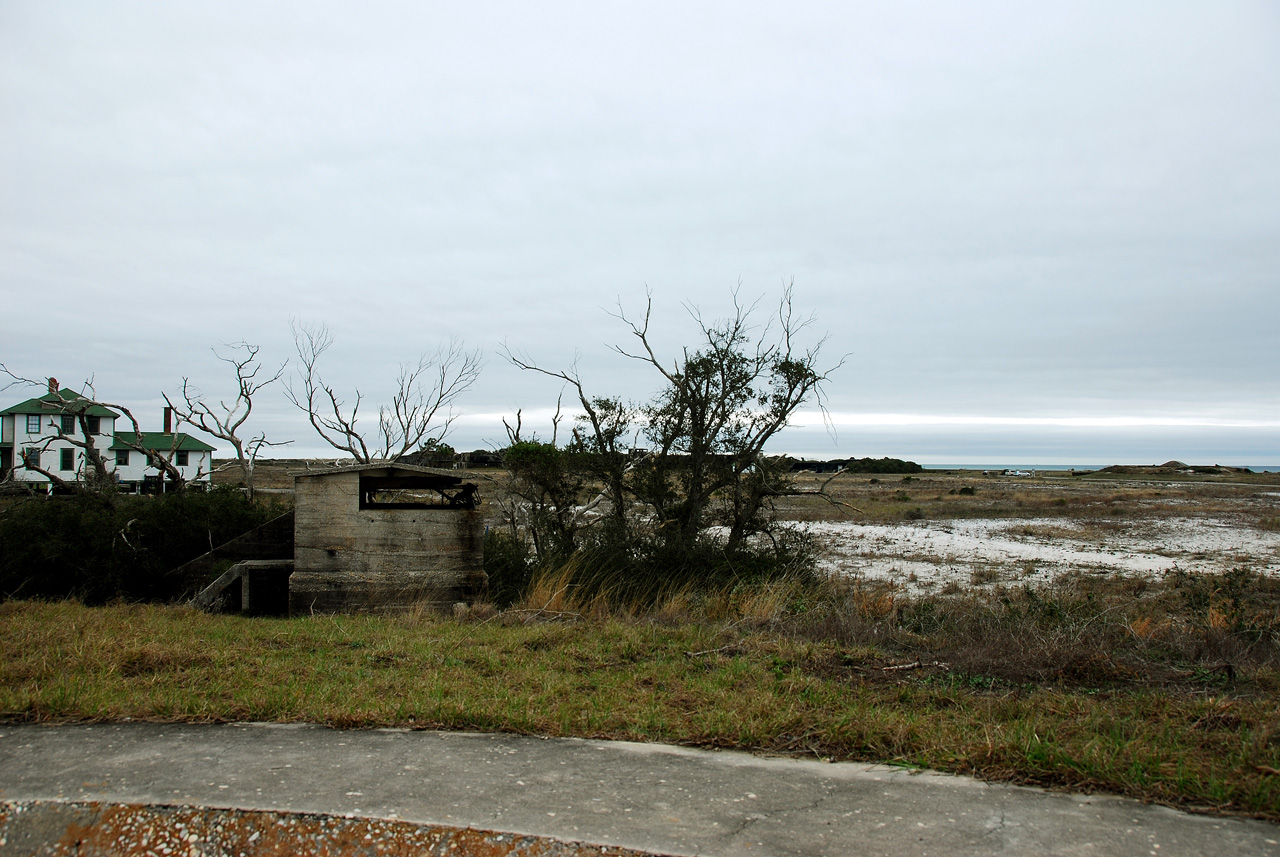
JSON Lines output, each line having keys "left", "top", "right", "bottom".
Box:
{"left": 486, "top": 518, "right": 819, "bottom": 612}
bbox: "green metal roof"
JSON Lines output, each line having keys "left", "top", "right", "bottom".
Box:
{"left": 111, "top": 432, "right": 216, "bottom": 452}
{"left": 0, "top": 389, "right": 118, "bottom": 418}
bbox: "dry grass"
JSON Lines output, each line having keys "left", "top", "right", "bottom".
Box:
{"left": 13, "top": 462, "right": 1278, "bottom": 818}
{"left": 3, "top": 571, "right": 1280, "bottom": 818}
{"left": 777, "top": 470, "right": 1279, "bottom": 525}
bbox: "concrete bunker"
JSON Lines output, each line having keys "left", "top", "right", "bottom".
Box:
{"left": 291, "top": 463, "right": 485, "bottom": 614}
{"left": 189, "top": 463, "right": 485, "bottom": 616}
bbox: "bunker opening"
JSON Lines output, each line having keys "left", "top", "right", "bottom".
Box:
{"left": 358, "top": 474, "right": 479, "bottom": 510}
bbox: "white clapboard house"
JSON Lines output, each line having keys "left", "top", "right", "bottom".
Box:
{"left": 1, "top": 381, "right": 214, "bottom": 492}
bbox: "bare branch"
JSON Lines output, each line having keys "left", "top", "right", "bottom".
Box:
{"left": 288, "top": 322, "right": 481, "bottom": 463}
{"left": 605, "top": 291, "right": 679, "bottom": 384}
{"left": 0, "top": 364, "right": 42, "bottom": 393}
{"left": 166, "top": 342, "right": 289, "bottom": 499}
{"left": 503, "top": 408, "right": 525, "bottom": 446}
{"left": 106, "top": 401, "right": 188, "bottom": 491}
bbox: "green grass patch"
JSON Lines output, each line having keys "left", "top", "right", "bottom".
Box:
{"left": 2, "top": 598, "right": 1278, "bottom": 819}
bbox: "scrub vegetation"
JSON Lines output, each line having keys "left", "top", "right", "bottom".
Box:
{"left": 3, "top": 563, "right": 1279, "bottom": 819}
{"left": 3, "top": 286, "right": 1277, "bottom": 819}
{"left": 0, "top": 487, "right": 284, "bottom": 603}
{"left": 492, "top": 288, "right": 839, "bottom": 606}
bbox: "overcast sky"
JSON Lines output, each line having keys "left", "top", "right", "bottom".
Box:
{"left": 2, "top": 2, "right": 1277, "bottom": 464}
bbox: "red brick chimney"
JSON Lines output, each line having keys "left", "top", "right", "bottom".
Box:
{"left": 163, "top": 407, "right": 173, "bottom": 434}
{"left": 47, "top": 377, "right": 58, "bottom": 394}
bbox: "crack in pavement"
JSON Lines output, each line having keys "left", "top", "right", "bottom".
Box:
{"left": 720, "top": 780, "right": 841, "bottom": 849}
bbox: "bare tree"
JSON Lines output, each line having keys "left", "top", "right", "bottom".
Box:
{"left": 79, "top": 378, "right": 194, "bottom": 491}
{"left": 286, "top": 321, "right": 482, "bottom": 464}
{"left": 107, "top": 398, "right": 194, "bottom": 491}
{"left": 165, "top": 342, "right": 289, "bottom": 500}
{"left": 0, "top": 370, "right": 115, "bottom": 493}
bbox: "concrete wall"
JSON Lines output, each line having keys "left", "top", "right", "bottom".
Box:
{"left": 291, "top": 469, "right": 485, "bottom": 614}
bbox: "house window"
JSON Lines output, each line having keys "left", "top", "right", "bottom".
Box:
{"left": 59, "top": 448, "right": 74, "bottom": 471}
{"left": 176, "top": 450, "right": 189, "bottom": 467}
{"left": 26, "top": 415, "right": 40, "bottom": 434}
{"left": 86, "top": 416, "right": 101, "bottom": 434}
{"left": 22, "top": 447, "right": 40, "bottom": 469}
{"left": 116, "top": 450, "right": 130, "bottom": 466}
{"left": 60, "top": 415, "right": 75, "bottom": 434}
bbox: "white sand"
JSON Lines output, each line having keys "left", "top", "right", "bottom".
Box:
{"left": 802, "top": 517, "right": 1280, "bottom": 594}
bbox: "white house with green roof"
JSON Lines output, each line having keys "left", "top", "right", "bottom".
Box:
{"left": 0, "top": 385, "right": 118, "bottom": 485}
{"left": 1, "top": 380, "right": 213, "bottom": 491}
{"left": 110, "top": 431, "right": 214, "bottom": 489}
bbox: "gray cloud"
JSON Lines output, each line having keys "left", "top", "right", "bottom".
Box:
{"left": 2, "top": 1, "right": 1276, "bottom": 463}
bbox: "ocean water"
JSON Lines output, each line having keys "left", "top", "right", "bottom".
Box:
{"left": 921, "top": 464, "right": 1280, "bottom": 473}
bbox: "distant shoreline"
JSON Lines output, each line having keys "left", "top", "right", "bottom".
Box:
{"left": 917, "top": 463, "right": 1280, "bottom": 473}
{"left": 224, "top": 457, "right": 1280, "bottom": 474}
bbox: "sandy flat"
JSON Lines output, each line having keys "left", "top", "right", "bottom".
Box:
{"left": 802, "top": 517, "right": 1280, "bottom": 594}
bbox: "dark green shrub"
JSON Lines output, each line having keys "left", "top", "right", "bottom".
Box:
{"left": 482, "top": 529, "right": 535, "bottom": 608}
{"left": 0, "top": 488, "right": 282, "bottom": 603}
{"left": 839, "top": 457, "right": 923, "bottom": 474}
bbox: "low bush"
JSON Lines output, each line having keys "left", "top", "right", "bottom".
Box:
{"left": 0, "top": 488, "right": 283, "bottom": 603}
{"left": 791, "top": 570, "right": 1280, "bottom": 687}
{"left": 483, "top": 529, "right": 535, "bottom": 608}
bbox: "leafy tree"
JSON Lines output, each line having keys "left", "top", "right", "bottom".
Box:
{"left": 500, "top": 286, "right": 840, "bottom": 601}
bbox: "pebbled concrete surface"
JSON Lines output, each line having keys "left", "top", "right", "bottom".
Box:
{"left": 0, "top": 800, "right": 658, "bottom": 856}
{"left": 0, "top": 722, "right": 1277, "bottom": 856}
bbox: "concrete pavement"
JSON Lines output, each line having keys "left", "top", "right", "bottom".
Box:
{"left": 0, "top": 722, "right": 1276, "bottom": 856}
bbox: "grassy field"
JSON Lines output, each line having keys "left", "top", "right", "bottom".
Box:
{"left": 3, "top": 570, "right": 1279, "bottom": 819}
{"left": 6, "top": 461, "right": 1278, "bottom": 819}
{"left": 778, "top": 467, "right": 1280, "bottom": 524}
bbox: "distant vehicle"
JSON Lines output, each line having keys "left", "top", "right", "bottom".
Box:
{"left": 1004, "top": 469, "right": 1033, "bottom": 477}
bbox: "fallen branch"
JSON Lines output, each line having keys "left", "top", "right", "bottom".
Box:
{"left": 882, "top": 659, "right": 923, "bottom": 672}
{"left": 505, "top": 608, "right": 583, "bottom": 622}
{"left": 115, "top": 518, "right": 138, "bottom": 551}
{"left": 881, "top": 659, "right": 951, "bottom": 672}
{"left": 684, "top": 644, "right": 740, "bottom": 658}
